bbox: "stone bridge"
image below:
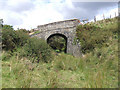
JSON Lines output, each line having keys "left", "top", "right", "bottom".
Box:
{"left": 31, "top": 19, "right": 82, "bottom": 57}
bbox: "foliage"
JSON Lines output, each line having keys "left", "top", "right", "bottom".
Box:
{"left": 2, "top": 25, "right": 29, "bottom": 50}
{"left": 53, "top": 53, "right": 83, "bottom": 71}
{"left": 2, "top": 25, "right": 17, "bottom": 50}
{"left": 15, "top": 30, "right": 29, "bottom": 47}
{"left": 2, "top": 37, "right": 118, "bottom": 88}
{"left": 2, "top": 17, "right": 118, "bottom": 88}
{"left": 0, "top": 19, "right": 3, "bottom": 27}
{"left": 2, "top": 24, "right": 53, "bottom": 63}
{"left": 23, "top": 37, "right": 53, "bottom": 63}
{"left": 16, "top": 28, "right": 30, "bottom": 34}
{"left": 76, "top": 18, "right": 118, "bottom": 53}
{"left": 32, "top": 30, "right": 41, "bottom": 35}
{"left": 47, "top": 35, "right": 66, "bottom": 53}
{"left": 2, "top": 51, "right": 12, "bottom": 61}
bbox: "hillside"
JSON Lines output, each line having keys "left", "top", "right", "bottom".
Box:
{"left": 1, "top": 17, "right": 119, "bottom": 88}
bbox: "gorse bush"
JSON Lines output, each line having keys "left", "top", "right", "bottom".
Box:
{"left": 23, "top": 37, "right": 53, "bottom": 63}
{"left": 2, "top": 17, "right": 118, "bottom": 88}
{"left": 76, "top": 18, "right": 118, "bottom": 53}
{"left": 2, "top": 25, "right": 29, "bottom": 50}
{"left": 2, "top": 25, "right": 17, "bottom": 50}
{"left": 2, "top": 25, "right": 53, "bottom": 63}
{"left": 16, "top": 28, "right": 30, "bottom": 34}
{"left": 15, "top": 30, "right": 29, "bottom": 47}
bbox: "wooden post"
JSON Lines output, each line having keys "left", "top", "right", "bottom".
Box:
{"left": 0, "top": 19, "right": 3, "bottom": 27}
{"left": 86, "top": 19, "right": 88, "bottom": 23}
{"left": 110, "top": 14, "right": 111, "bottom": 18}
{"left": 94, "top": 16, "right": 96, "bottom": 22}
{"left": 103, "top": 14, "right": 105, "bottom": 19}
{"left": 115, "top": 12, "right": 116, "bottom": 17}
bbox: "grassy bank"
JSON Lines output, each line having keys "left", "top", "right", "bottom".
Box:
{"left": 2, "top": 17, "right": 118, "bottom": 88}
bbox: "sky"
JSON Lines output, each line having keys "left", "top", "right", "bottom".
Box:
{"left": 0, "top": 0, "right": 119, "bottom": 30}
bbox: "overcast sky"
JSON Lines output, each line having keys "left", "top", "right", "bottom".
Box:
{"left": 0, "top": 0, "right": 118, "bottom": 30}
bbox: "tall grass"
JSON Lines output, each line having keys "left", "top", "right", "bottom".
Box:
{"left": 2, "top": 17, "right": 118, "bottom": 88}
{"left": 2, "top": 41, "right": 118, "bottom": 88}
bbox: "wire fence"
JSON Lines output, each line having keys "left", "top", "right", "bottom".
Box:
{"left": 80, "top": 12, "right": 118, "bottom": 24}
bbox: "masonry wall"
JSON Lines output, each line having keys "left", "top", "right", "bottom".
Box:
{"left": 37, "top": 19, "right": 80, "bottom": 32}
{"left": 31, "top": 19, "right": 82, "bottom": 57}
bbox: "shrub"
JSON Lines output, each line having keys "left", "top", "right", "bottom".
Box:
{"left": 23, "top": 37, "right": 53, "bottom": 63}
{"left": 16, "top": 28, "right": 30, "bottom": 34}
{"left": 2, "top": 25, "right": 29, "bottom": 50}
{"left": 2, "top": 51, "right": 12, "bottom": 61}
{"left": 76, "top": 23, "right": 112, "bottom": 53}
{"left": 2, "top": 25, "right": 53, "bottom": 63}
{"left": 15, "top": 30, "right": 29, "bottom": 47}
{"left": 53, "top": 53, "right": 84, "bottom": 71}
{"left": 2, "top": 25, "right": 17, "bottom": 50}
{"left": 47, "top": 35, "right": 66, "bottom": 53}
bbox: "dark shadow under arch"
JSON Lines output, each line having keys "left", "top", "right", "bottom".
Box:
{"left": 47, "top": 33, "right": 67, "bottom": 53}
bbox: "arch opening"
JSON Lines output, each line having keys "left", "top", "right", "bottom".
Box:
{"left": 47, "top": 33, "right": 67, "bottom": 53}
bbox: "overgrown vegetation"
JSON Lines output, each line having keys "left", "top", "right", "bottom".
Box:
{"left": 22, "top": 37, "right": 53, "bottom": 63}
{"left": 2, "top": 25, "right": 53, "bottom": 63}
{"left": 2, "top": 25, "right": 29, "bottom": 50}
{"left": 32, "top": 30, "right": 41, "bottom": 35}
{"left": 47, "top": 35, "right": 66, "bottom": 53}
{"left": 2, "top": 17, "right": 118, "bottom": 88}
{"left": 76, "top": 18, "right": 118, "bottom": 53}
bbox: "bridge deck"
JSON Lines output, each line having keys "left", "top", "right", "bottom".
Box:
{"left": 37, "top": 19, "right": 80, "bottom": 31}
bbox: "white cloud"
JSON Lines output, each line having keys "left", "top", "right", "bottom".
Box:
{"left": 94, "top": 7, "right": 118, "bottom": 21}
{"left": 13, "top": 0, "right": 65, "bottom": 30}
{"left": 0, "top": 0, "right": 35, "bottom": 29}
{"left": 0, "top": 8, "right": 23, "bottom": 26}
{"left": 14, "top": 5, "right": 64, "bottom": 29}
{"left": 0, "top": 0, "right": 118, "bottom": 30}
{"left": 0, "top": 0, "right": 66, "bottom": 30}
{"left": 0, "top": 0, "right": 34, "bottom": 12}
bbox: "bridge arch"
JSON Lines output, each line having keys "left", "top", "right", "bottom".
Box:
{"left": 47, "top": 33, "right": 67, "bottom": 53}
{"left": 31, "top": 19, "right": 82, "bottom": 57}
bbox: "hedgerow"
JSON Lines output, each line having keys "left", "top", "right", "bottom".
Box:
{"left": 23, "top": 37, "right": 53, "bottom": 63}
{"left": 2, "top": 25, "right": 53, "bottom": 63}
{"left": 76, "top": 18, "right": 118, "bottom": 53}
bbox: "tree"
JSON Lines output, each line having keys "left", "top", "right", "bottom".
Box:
{"left": 0, "top": 19, "right": 3, "bottom": 27}
{"left": 16, "top": 28, "right": 30, "bottom": 34}
{"left": 2, "top": 25, "right": 16, "bottom": 50}
{"left": 2, "top": 25, "right": 29, "bottom": 50}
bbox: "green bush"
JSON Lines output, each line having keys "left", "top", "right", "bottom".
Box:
{"left": 15, "top": 30, "right": 29, "bottom": 47}
{"left": 2, "top": 25, "right": 17, "bottom": 50}
{"left": 47, "top": 35, "right": 66, "bottom": 53}
{"left": 53, "top": 53, "right": 83, "bottom": 71}
{"left": 2, "top": 25, "right": 29, "bottom": 50}
{"left": 76, "top": 23, "right": 112, "bottom": 53}
{"left": 23, "top": 37, "right": 53, "bottom": 63}
{"left": 2, "top": 25, "right": 53, "bottom": 63}
{"left": 16, "top": 28, "right": 30, "bottom": 34}
{"left": 2, "top": 51, "right": 12, "bottom": 61}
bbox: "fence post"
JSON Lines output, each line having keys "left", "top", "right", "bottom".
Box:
{"left": 94, "top": 16, "right": 96, "bottom": 22}
{"left": 103, "top": 14, "right": 105, "bottom": 20}
{"left": 115, "top": 12, "right": 116, "bottom": 17}
{"left": 110, "top": 14, "right": 111, "bottom": 18}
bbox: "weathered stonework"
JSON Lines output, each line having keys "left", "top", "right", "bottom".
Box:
{"left": 31, "top": 19, "right": 82, "bottom": 57}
